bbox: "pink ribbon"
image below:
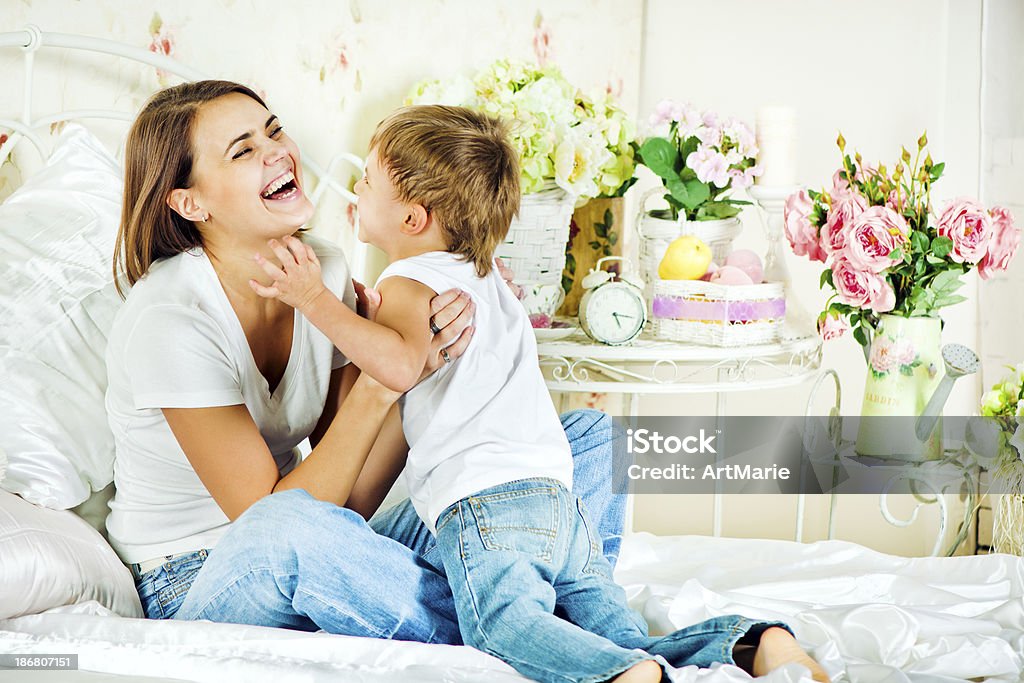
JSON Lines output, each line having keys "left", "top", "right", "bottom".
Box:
{"left": 652, "top": 295, "right": 786, "bottom": 323}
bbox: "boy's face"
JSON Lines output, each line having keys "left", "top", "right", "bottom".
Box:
{"left": 353, "top": 150, "right": 410, "bottom": 249}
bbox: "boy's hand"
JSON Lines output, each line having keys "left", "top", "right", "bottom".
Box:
{"left": 250, "top": 235, "right": 326, "bottom": 310}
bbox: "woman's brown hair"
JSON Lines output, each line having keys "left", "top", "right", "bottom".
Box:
{"left": 113, "top": 80, "right": 267, "bottom": 297}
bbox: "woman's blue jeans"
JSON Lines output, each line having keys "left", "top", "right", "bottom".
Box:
{"left": 138, "top": 411, "right": 619, "bottom": 639}
{"left": 131, "top": 410, "right": 779, "bottom": 671}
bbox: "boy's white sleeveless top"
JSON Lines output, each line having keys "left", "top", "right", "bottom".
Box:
{"left": 104, "top": 235, "right": 354, "bottom": 564}
{"left": 377, "top": 252, "right": 573, "bottom": 533}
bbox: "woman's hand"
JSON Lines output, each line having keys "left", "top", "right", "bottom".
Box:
{"left": 421, "top": 288, "right": 475, "bottom": 381}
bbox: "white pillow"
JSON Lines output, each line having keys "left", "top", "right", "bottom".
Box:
{"left": 0, "top": 489, "right": 142, "bottom": 619}
{"left": 0, "top": 124, "right": 124, "bottom": 509}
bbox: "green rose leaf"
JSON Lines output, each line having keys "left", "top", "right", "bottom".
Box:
{"left": 638, "top": 138, "right": 679, "bottom": 180}
{"left": 931, "top": 236, "right": 954, "bottom": 259}
{"left": 911, "top": 231, "right": 930, "bottom": 253}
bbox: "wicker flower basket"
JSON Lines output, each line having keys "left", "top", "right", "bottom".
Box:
{"left": 652, "top": 279, "right": 785, "bottom": 346}
{"left": 635, "top": 189, "right": 742, "bottom": 310}
{"left": 495, "top": 184, "right": 576, "bottom": 286}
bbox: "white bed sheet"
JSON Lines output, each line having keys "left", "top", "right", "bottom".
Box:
{"left": 0, "top": 533, "right": 1021, "bottom": 683}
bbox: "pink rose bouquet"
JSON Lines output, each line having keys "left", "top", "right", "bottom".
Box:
{"left": 785, "top": 132, "right": 1021, "bottom": 350}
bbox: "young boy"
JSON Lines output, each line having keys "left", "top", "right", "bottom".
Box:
{"left": 251, "top": 105, "right": 827, "bottom": 683}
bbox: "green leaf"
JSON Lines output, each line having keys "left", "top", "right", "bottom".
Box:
{"left": 588, "top": 240, "right": 601, "bottom": 249}
{"left": 911, "top": 231, "right": 929, "bottom": 253}
{"left": 638, "top": 138, "right": 679, "bottom": 180}
{"left": 608, "top": 232, "right": 619, "bottom": 246}
{"left": 603, "top": 209, "right": 614, "bottom": 228}
{"left": 889, "top": 248, "right": 904, "bottom": 261}
{"left": 853, "top": 325, "right": 868, "bottom": 347}
{"left": 680, "top": 178, "right": 711, "bottom": 210}
{"left": 930, "top": 269, "right": 964, "bottom": 296}
{"left": 899, "top": 365, "right": 914, "bottom": 377}
{"left": 933, "top": 294, "right": 967, "bottom": 308}
{"left": 566, "top": 254, "right": 576, "bottom": 271}
{"left": 699, "top": 201, "right": 741, "bottom": 219}
{"left": 931, "top": 236, "right": 954, "bottom": 259}
{"left": 820, "top": 269, "right": 834, "bottom": 289}
{"left": 594, "top": 223, "right": 608, "bottom": 238}
{"left": 561, "top": 275, "right": 573, "bottom": 294}
{"left": 666, "top": 176, "right": 691, "bottom": 206}
{"left": 930, "top": 162, "right": 945, "bottom": 181}
{"left": 679, "top": 136, "right": 699, "bottom": 165}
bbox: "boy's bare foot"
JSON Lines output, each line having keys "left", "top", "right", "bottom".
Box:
{"left": 611, "top": 659, "right": 662, "bottom": 683}
{"left": 752, "top": 627, "right": 829, "bottom": 682}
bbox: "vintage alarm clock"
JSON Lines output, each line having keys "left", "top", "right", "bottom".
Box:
{"left": 578, "top": 257, "right": 647, "bottom": 346}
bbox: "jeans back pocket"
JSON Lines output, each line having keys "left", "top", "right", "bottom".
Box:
{"left": 135, "top": 549, "right": 209, "bottom": 620}
{"left": 468, "top": 486, "right": 560, "bottom": 562}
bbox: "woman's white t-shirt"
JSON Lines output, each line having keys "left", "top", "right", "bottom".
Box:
{"left": 104, "top": 235, "right": 354, "bottom": 564}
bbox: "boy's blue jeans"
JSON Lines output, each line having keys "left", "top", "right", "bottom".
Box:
{"left": 434, "top": 478, "right": 783, "bottom": 683}
{"left": 131, "top": 410, "right": 784, "bottom": 672}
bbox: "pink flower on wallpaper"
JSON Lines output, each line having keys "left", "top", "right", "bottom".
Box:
{"left": 605, "top": 78, "right": 623, "bottom": 100}
{"left": 337, "top": 44, "right": 350, "bottom": 71}
{"left": 147, "top": 13, "right": 175, "bottom": 85}
{"left": 533, "top": 12, "right": 553, "bottom": 66}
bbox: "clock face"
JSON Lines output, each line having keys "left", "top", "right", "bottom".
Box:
{"left": 582, "top": 282, "right": 646, "bottom": 345}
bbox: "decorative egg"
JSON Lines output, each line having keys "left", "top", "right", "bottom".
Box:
{"left": 725, "top": 249, "right": 764, "bottom": 284}
{"left": 710, "top": 265, "right": 755, "bottom": 286}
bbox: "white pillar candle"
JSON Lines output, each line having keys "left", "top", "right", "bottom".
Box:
{"left": 755, "top": 106, "right": 797, "bottom": 186}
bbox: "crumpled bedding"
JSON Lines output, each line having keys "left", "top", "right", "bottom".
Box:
{"left": 0, "top": 533, "right": 1021, "bottom": 682}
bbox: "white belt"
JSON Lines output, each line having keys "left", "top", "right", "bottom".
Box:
{"left": 134, "top": 550, "right": 203, "bottom": 575}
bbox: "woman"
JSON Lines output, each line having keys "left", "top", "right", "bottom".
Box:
{"left": 106, "top": 80, "right": 827, "bottom": 681}
{"left": 105, "top": 80, "right": 623, "bottom": 642}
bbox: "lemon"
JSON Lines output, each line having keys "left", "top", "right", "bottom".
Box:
{"left": 658, "top": 235, "right": 713, "bottom": 280}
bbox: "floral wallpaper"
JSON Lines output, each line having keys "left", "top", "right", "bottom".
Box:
{"left": 0, "top": 0, "right": 642, "bottom": 268}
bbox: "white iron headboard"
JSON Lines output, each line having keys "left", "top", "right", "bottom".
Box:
{"left": 0, "top": 25, "right": 368, "bottom": 278}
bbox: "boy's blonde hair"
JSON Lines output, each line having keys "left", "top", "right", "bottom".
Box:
{"left": 369, "top": 105, "right": 520, "bottom": 277}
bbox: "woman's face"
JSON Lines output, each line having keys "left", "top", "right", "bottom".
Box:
{"left": 186, "top": 93, "right": 314, "bottom": 241}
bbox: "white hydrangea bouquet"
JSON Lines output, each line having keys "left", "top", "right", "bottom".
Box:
{"left": 407, "top": 59, "right": 636, "bottom": 199}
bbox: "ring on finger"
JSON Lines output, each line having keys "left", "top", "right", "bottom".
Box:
{"left": 429, "top": 316, "right": 442, "bottom": 335}
{"left": 441, "top": 347, "right": 452, "bottom": 364}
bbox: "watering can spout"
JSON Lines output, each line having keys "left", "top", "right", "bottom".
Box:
{"left": 914, "top": 344, "right": 980, "bottom": 441}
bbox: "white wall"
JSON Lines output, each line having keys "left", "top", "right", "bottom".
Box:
{"left": 979, "top": 0, "right": 1024, "bottom": 389}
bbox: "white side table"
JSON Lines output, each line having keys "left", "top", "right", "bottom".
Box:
{"left": 537, "top": 326, "right": 827, "bottom": 537}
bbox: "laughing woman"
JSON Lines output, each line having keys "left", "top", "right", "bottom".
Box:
{"left": 104, "top": 80, "right": 624, "bottom": 642}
